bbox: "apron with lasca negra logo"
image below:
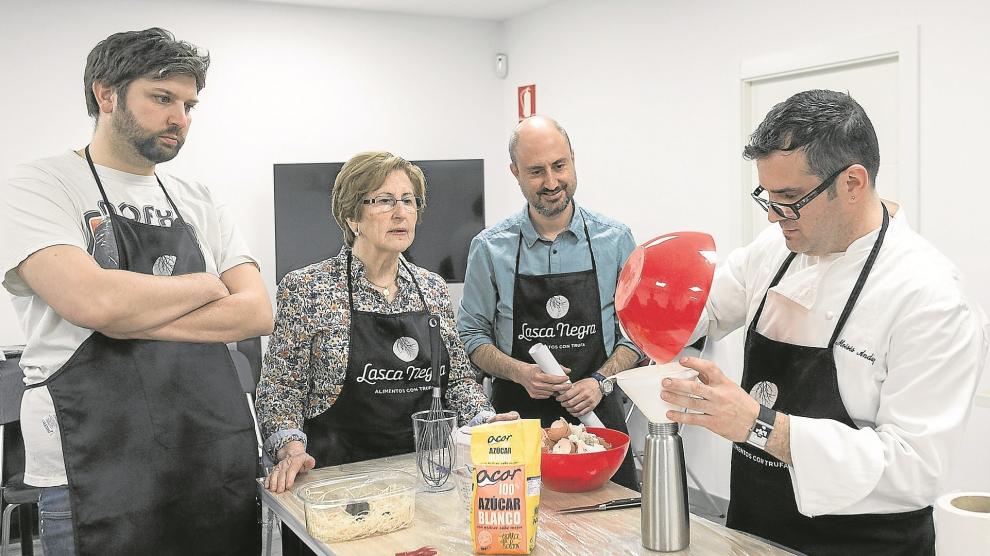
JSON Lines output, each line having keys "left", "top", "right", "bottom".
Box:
{"left": 25, "top": 146, "right": 259, "bottom": 555}
{"left": 303, "top": 252, "right": 450, "bottom": 467}
{"left": 727, "top": 206, "right": 934, "bottom": 555}
{"left": 494, "top": 210, "right": 638, "bottom": 490}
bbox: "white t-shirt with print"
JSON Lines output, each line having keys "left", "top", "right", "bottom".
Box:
{"left": 0, "top": 149, "right": 256, "bottom": 486}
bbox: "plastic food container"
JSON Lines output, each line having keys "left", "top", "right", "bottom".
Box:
{"left": 452, "top": 464, "right": 474, "bottom": 516}
{"left": 294, "top": 470, "right": 417, "bottom": 544}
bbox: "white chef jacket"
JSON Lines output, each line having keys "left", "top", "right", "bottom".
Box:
{"left": 698, "top": 215, "right": 988, "bottom": 517}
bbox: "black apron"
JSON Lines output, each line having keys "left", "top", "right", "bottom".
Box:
{"left": 493, "top": 212, "right": 637, "bottom": 490}
{"left": 726, "top": 206, "right": 934, "bottom": 556}
{"left": 24, "top": 147, "right": 259, "bottom": 555}
{"left": 303, "top": 252, "right": 450, "bottom": 467}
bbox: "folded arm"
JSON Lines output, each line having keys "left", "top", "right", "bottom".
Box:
{"left": 118, "top": 262, "right": 273, "bottom": 342}
{"left": 17, "top": 244, "right": 229, "bottom": 333}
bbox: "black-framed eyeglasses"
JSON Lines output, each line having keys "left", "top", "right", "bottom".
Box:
{"left": 751, "top": 164, "right": 853, "bottom": 220}
{"left": 361, "top": 194, "right": 424, "bottom": 213}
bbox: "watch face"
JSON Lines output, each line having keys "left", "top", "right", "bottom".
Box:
{"left": 602, "top": 380, "right": 613, "bottom": 395}
{"left": 748, "top": 423, "right": 772, "bottom": 449}
{"left": 752, "top": 424, "right": 770, "bottom": 442}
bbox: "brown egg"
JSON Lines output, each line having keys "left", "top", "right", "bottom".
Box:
{"left": 542, "top": 435, "right": 556, "bottom": 453}
{"left": 547, "top": 418, "right": 570, "bottom": 441}
{"left": 540, "top": 430, "right": 554, "bottom": 452}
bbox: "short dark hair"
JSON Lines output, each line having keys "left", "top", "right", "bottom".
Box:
{"left": 744, "top": 90, "right": 880, "bottom": 189}
{"left": 84, "top": 28, "right": 209, "bottom": 119}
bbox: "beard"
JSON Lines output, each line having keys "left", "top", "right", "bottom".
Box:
{"left": 111, "top": 103, "right": 184, "bottom": 164}
{"left": 532, "top": 186, "right": 574, "bottom": 218}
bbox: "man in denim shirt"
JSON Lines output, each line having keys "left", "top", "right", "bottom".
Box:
{"left": 457, "top": 115, "right": 642, "bottom": 490}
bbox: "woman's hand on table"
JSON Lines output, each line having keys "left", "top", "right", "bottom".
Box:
{"left": 266, "top": 442, "right": 316, "bottom": 493}
{"left": 485, "top": 410, "right": 520, "bottom": 423}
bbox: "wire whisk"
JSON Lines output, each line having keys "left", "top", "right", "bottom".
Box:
{"left": 414, "top": 316, "right": 455, "bottom": 488}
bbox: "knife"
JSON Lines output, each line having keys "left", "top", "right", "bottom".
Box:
{"left": 557, "top": 497, "right": 642, "bottom": 514}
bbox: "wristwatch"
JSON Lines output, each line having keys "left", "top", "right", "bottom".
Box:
{"left": 591, "top": 372, "right": 613, "bottom": 396}
{"left": 746, "top": 404, "right": 776, "bottom": 449}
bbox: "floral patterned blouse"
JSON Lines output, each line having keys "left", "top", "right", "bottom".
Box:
{"left": 256, "top": 246, "right": 493, "bottom": 458}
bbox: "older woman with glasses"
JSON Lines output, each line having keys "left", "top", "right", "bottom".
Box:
{"left": 258, "top": 152, "right": 515, "bottom": 500}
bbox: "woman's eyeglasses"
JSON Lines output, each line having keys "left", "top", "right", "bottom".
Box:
{"left": 362, "top": 195, "right": 424, "bottom": 214}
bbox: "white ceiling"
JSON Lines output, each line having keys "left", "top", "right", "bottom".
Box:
{"left": 240, "top": 0, "right": 557, "bottom": 21}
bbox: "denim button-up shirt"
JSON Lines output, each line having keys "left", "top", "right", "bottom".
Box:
{"left": 457, "top": 202, "right": 642, "bottom": 362}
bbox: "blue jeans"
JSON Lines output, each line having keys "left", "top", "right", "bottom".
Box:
{"left": 38, "top": 486, "right": 75, "bottom": 555}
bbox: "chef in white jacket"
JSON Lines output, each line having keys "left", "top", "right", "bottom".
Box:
{"left": 661, "top": 89, "right": 988, "bottom": 556}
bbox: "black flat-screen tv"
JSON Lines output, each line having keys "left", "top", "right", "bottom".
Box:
{"left": 274, "top": 159, "right": 484, "bottom": 284}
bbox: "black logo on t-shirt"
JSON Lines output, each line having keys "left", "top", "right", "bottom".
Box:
{"left": 82, "top": 200, "right": 193, "bottom": 269}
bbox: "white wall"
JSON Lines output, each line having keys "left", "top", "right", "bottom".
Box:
{"left": 0, "top": 0, "right": 505, "bottom": 344}
{"left": 499, "top": 0, "right": 990, "bottom": 499}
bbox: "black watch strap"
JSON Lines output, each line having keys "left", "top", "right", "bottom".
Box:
{"left": 591, "top": 372, "right": 612, "bottom": 395}
{"left": 746, "top": 404, "right": 776, "bottom": 449}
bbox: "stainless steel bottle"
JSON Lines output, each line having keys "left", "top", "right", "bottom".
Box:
{"left": 641, "top": 422, "right": 690, "bottom": 552}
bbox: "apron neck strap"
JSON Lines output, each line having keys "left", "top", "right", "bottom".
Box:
{"left": 83, "top": 145, "right": 189, "bottom": 222}
{"left": 399, "top": 257, "right": 429, "bottom": 308}
{"left": 85, "top": 145, "right": 116, "bottom": 218}
{"left": 750, "top": 252, "right": 797, "bottom": 330}
{"left": 749, "top": 204, "right": 891, "bottom": 348}
{"left": 827, "top": 203, "right": 889, "bottom": 348}
{"left": 515, "top": 207, "right": 598, "bottom": 274}
{"left": 346, "top": 250, "right": 428, "bottom": 311}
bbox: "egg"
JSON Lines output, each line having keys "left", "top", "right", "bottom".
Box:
{"left": 541, "top": 430, "right": 557, "bottom": 452}
{"left": 547, "top": 418, "right": 570, "bottom": 441}
{"left": 551, "top": 438, "right": 575, "bottom": 454}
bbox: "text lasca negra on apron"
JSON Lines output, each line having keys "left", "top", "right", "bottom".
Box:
{"left": 303, "top": 251, "right": 450, "bottom": 467}
{"left": 493, "top": 209, "right": 637, "bottom": 490}
{"left": 727, "top": 205, "right": 934, "bottom": 556}
{"left": 26, "top": 146, "right": 259, "bottom": 556}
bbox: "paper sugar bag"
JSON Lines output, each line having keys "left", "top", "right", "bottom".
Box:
{"left": 470, "top": 419, "right": 541, "bottom": 554}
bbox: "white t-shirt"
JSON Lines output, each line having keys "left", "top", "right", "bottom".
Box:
{"left": 700, "top": 215, "right": 988, "bottom": 517}
{"left": 0, "top": 150, "right": 256, "bottom": 486}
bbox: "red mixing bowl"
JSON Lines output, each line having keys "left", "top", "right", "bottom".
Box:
{"left": 541, "top": 427, "right": 630, "bottom": 493}
{"left": 616, "top": 231, "right": 716, "bottom": 364}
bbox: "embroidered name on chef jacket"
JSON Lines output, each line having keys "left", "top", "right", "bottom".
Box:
{"left": 836, "top": 339, "right": 877, "bottom": 365}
